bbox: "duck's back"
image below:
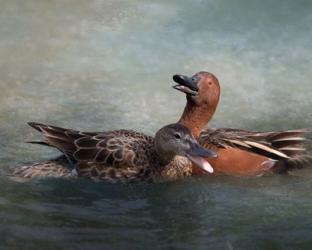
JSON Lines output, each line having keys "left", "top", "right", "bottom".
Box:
{"left": 74, "top": 129, "right": 156, "bottom": 181}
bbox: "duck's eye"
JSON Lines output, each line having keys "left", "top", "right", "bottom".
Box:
{"left": 174, "top": 133, "right": 181, "bottom": 139}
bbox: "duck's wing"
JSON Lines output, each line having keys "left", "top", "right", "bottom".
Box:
{"left": 27, "top": 122, "right": 97, "bottom": 156}
{"left": 27, "top": 122, "right": 154, "bottom": 172}
{"left": 199, "top": 128, "right": 311, "bottom": 168}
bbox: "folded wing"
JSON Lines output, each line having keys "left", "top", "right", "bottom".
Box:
{"left": 27, "top": 122, "right": 153, "bottom": 169}
{"left": 199, "top": 128, "right": 311, "bottom": 169}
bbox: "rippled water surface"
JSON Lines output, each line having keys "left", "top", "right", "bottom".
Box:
{"left": 0, "top": 0, "right": 311, "bottom": 249}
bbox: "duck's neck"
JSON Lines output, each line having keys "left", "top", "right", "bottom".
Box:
{"left": 178, "top": 100, "right": 217, "bottom": 139}
{"left": 154, "top": 151, "right": 172, "bottom": 168}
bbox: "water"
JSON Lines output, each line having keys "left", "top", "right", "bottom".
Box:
{"left": 0, "top": 0, "right": 311, "bottom": 249}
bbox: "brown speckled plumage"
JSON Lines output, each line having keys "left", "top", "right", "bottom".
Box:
{"left": 9, "top": 156, "right": 75, "bottom": 181}
{"left": 9, "top": 123, "right": 207, "bottom": 182}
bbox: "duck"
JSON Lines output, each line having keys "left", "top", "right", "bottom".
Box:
{"left": 9, "top": 122, "right": 217, "bottom": 182}
{"left": 173, "top": 71, "right": 310, "bottom": 177}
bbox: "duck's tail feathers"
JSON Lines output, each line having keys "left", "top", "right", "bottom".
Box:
{"left": 268, "top": 129, "right": 310, "bottom": 157}
{"left": 272, "top": 154, "right": 312, "bottom": 173}
{"left": 230, "top": 129, "right": 310, "bottom": 160}
{"left": 27, "top": 122, "right": 79, "bottom": 154}
{"left": 249, "top": 129, "right": 311, "bottom": 171}
{"left": 27, "top": 141, "right": 50, "bottom": 146}
{"left": 8, "top": 156, "right": 76, "bottom": 181}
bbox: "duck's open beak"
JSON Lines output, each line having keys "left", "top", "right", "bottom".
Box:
{"left": 172, "top": 74, "right": 199, "bottom": 96}
{"left": 185, "top": 141, "right": 217, "bottom": 174}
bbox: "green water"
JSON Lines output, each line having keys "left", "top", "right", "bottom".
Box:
{"left": 0, "top": 0, "right": 311, "bottom": 249}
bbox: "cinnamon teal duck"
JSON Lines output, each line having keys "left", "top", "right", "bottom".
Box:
{"left": 9, "top": 123, "right": 217, "bottom": 182}
{"left": 173, "top": 71, "right": 310, "bottom": 177}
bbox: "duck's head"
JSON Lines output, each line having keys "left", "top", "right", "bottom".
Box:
{"left": 172, "top": 71, "right": 220, "bottom": 107}
{"left": 172, "top": 71, "right": 221, "bottom": 138}
{"left": 154, "top": 123, "right": 217, "bottom": 173}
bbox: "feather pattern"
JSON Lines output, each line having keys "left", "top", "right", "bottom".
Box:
{"left": 10, "top": 122, "right": 194, "bottom": 182}
{"left": 8, "top": 156, "right": 76, "bottom": 181}
{"left": 199, "top": 128, "right": 311, "bottom": 170}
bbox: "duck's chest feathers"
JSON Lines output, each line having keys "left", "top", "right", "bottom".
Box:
{"left": 158, "top": 156, "right": 193, "bottom": 180}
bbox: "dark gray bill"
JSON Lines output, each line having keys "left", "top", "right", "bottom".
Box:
{"left": 185, "top": 141, "right": 217, "bottom": 173}
{"left": 172, "top": 74, "right": 199, "bottom": 96}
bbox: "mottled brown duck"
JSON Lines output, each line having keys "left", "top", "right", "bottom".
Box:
{"left": 173, "top": 71, "right": 310, "bottom": 177}
{"left": 9, "top": 123, "right": 217, "bottom": 182}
